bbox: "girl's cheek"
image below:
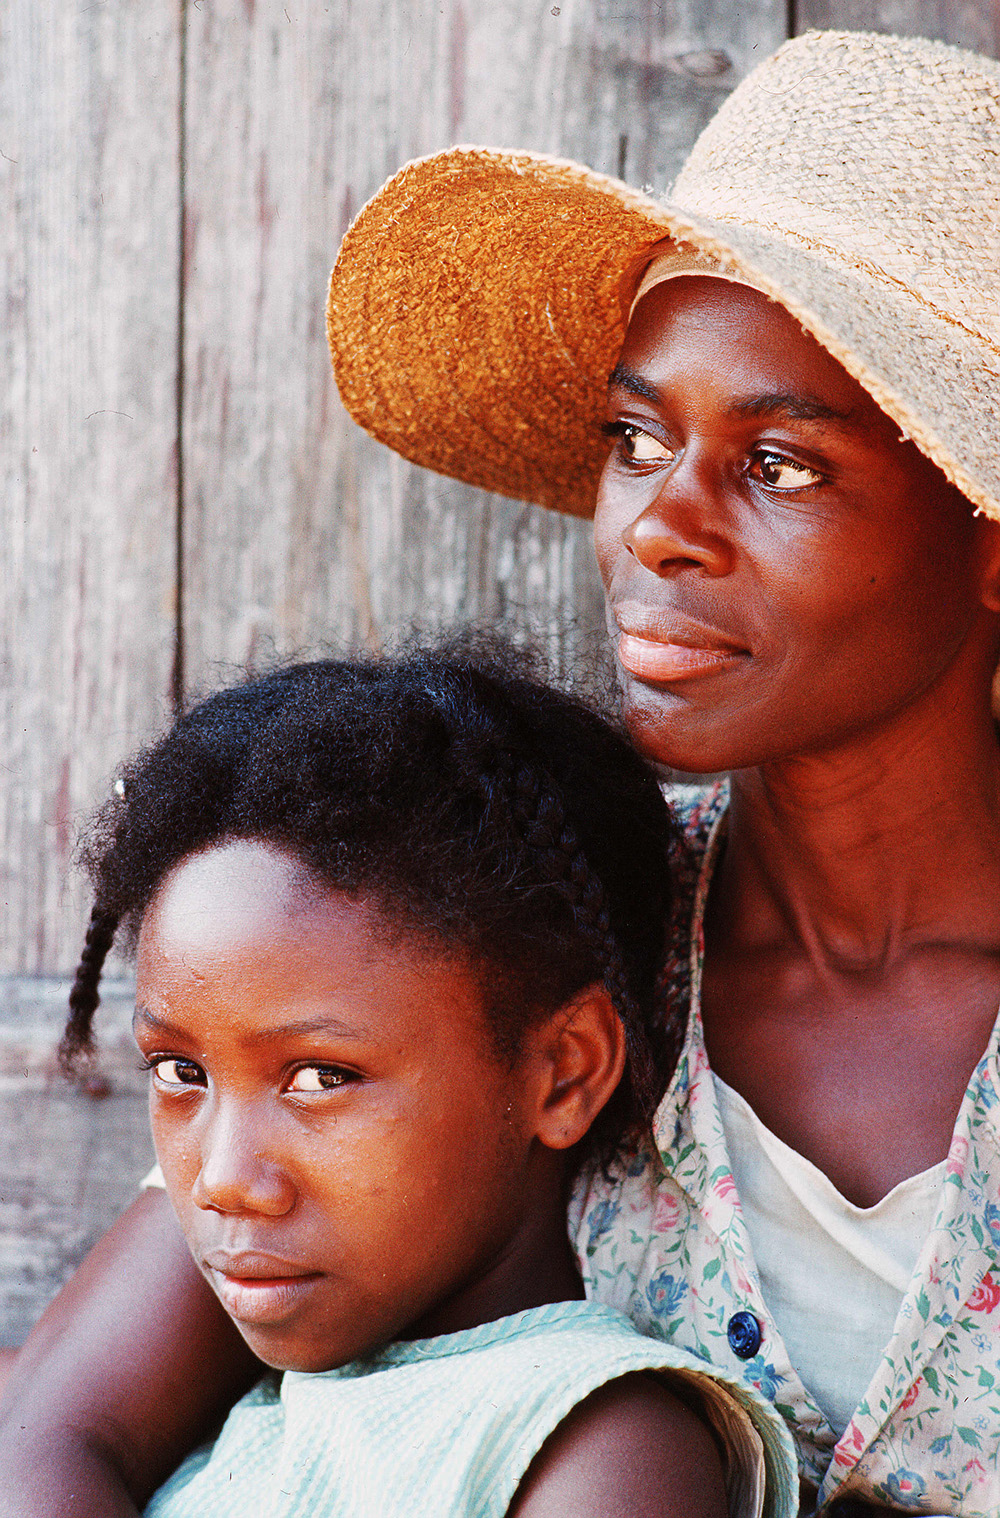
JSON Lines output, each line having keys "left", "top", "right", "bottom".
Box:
{"left": 151, "top": 1110, "right": 203, "bottom": 1195}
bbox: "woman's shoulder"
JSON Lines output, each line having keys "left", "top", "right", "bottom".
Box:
{"left": 665, "top": 781, "right": 728, "bottom": 875}
{"left": 658, "top": 780, "right": 728, "bottom": 1022}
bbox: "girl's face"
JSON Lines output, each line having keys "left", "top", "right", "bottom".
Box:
{"left": 134, "top": 840, "right": 564, "bottom": 1373}
{"left": 594, "top": 277, "right": 1000, "bottom": 774}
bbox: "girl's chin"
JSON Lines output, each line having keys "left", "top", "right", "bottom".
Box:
{"left": 234, "top": 1316, "right": 398, "bottom": 1377}
{"left": 235, "top": 1325, "right": 350, "bottom": 1375}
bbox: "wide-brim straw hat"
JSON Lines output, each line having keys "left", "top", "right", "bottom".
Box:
{"left": 328, "top": 29, "right": 1000, "bottom": 523}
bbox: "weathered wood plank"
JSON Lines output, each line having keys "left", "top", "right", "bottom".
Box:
{"left": 179, "top": 0, "right": 786, "bottom": 696}
{"left": 795, "top": 0, "right": 999, "bottom": 55}
{"left": 0, "top": 2, "right": 181, "bottom": 974}
{"left": 1, "top": 0, "right": 790, "bottom": 1349}
{"left": 0, "top": 979, "right": 152, "bottom": 1346}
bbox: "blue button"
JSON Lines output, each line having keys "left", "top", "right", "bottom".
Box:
{"left": 727, "top": 1310, "right": 762, "bottom": 1359}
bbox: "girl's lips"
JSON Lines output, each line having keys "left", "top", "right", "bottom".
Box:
{"left": 616, "top": 631, "right": 746, "bottom": 683}
{"left": 208, "top": 1268, "right": 322, "bottom": 1325}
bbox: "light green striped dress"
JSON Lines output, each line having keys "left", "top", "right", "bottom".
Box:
{"left": 144, "top": 1301, "right": 797, "bottom": 1518}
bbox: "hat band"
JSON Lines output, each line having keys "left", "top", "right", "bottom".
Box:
{"left": 628, "top": 251, "right": 770, "bottom": 320}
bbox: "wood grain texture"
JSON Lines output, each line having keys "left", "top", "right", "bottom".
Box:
{"left": 6, "top": 0, "right": 998, "bottom": 1352}
{"left": 1, "top": 0, "right": 787, "bottom": 1345}
{"left": 795, "top": 0, "right": 999, "bottom": 55}
{"left": 179, "top": 0, "right": 786, "bottom": 696}
{"left": 0, "top": 981, "right": 152, "bottom": 1345}
{"left": 0, "top": 2, "right": 180, "bottom": 975}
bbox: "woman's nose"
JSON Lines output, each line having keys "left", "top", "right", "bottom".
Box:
{"left": 191, "top": 1099, "right": 295, "bottom": 1217}
{"left": 621, "top": 456, "right": 734, "bottom": 579}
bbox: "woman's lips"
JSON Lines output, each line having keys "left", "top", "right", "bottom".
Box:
{"left": 616, "top": 631, "right": 747, "bottom": 683}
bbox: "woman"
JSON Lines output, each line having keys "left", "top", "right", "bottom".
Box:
{"left": 327, "top": 30, "right": 1000, "bottom": 1514}
{"left": 2, "top": 27, "right": 998, "bottom": 1518}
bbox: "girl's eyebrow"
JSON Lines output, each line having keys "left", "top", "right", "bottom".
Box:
{"left": 249, "top": 1014, "right": 369, "bottom": 1043}
{"left": 132, "top": 1005, "right": 367, "bottom": 1042}
{"left": 133, "top": 1005, "right": 181, "bottom": 1038}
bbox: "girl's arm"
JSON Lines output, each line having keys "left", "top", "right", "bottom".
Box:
{"left": 508, "top": 1372, "right": 729, "bottom": 1518}
{"left": 0, "top": 1188, "right": 261, "bottom": 1518}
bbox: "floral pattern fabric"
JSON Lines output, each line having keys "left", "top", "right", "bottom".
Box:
{"left": 570, "top": 785, "right": 1000, "bottom": 1515}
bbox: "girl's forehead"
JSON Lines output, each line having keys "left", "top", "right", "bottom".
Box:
{"left": 137, "top": 842, "right": 404, "bottom": 1001}
{"left": 143, "top": 840, "right": 329, "bottom": 945}
{"left": 135, "top": 839, "right": 494, "bottom": 1059}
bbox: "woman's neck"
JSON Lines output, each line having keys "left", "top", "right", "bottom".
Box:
{"left": 700, "top": 684, "right": 1000, "bottom": 1205}
{"left": 719, "top": 689, "right": 1000, "bottom": 967}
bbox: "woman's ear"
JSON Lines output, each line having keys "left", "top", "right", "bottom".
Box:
{"left": 976, "top": 516, "right": 1000, "bottom": 614}
{"left": 526, "top": 984, "right": 627, "bottom": 1152}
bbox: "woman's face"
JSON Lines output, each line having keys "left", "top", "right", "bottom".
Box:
{"left": 594, "top": 277, "right": 1000, "bottom": 774}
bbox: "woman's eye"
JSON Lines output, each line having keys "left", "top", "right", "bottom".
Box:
{"left": 753, "top": 452, "right": 823, "bottom": 489}
{"left": 286, "top": 1066, "right": 352, "bottom": 1093}
{"left": 621, "top": 425, "right": 674, "bottom": 463}
{"left": 150, "top": 1057, "right": 204, "bottom": 1088}
{"left": 604, "top": 421, "right": 675, "bottom": 464}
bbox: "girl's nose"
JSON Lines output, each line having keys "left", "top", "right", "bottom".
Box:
{"left": 621, "top": 457, "right": 734, "bottom": 579}
{"left": 191, "top": 1100, "right": 295, "bottom": 1218}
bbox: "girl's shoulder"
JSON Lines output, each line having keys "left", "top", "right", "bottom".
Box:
{"left": 506, "top": 1368, "right": 728, "bottom": 1518}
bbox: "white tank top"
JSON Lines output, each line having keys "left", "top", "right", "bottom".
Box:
{"left": 714, "top": 1073, "right": 945, "bottom": 1438}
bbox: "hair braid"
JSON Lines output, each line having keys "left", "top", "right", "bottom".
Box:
{"left": 59, "top": 905, "right": 119, "bottom": 1077}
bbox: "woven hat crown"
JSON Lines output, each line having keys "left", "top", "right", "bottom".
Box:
{"left": 675, "top": 31, "right": 1000, "bottom": 348}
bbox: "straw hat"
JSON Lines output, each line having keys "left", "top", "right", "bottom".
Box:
{"left": 328, "top": 29, "right": 1000, "bottom": 522}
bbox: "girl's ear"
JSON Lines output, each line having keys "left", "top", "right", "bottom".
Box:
{"left": 528, "top": 984, "right": 627, "bottom": 1152}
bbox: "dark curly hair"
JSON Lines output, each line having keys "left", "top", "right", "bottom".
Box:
{"left": 61, "top": 635, "right": 679, "bottom": 1159}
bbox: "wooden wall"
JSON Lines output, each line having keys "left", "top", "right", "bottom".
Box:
{"left": 1, "top": 0, "right": 996, "bottom": 1344}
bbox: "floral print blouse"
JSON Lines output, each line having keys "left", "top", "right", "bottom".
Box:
{"left": 570, "top": 786, "right": 1000, "bottom": 1515}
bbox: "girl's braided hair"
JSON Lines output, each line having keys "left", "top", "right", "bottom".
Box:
{"left": 61, "top": 634, "right": 679, "bottom": 1160}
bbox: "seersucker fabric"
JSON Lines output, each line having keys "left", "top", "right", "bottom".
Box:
{"left": 143, "top": 1300, "right": 797, "bottom": 1517}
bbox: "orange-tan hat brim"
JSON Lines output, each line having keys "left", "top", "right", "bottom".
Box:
{"left": 328, "top": 144, "right": 1000, "bottom": 521}
{"left": 329, "top": 149, "right": 675, "bottom": 518}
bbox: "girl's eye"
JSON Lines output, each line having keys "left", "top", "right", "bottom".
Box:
{"left": 286, "top": 1065, "right": 353, "bottom": 1093}
{"left": 603, "top": 421, "right": 675, "bottom": 464}
{"left": 149, "top": 1057, "right": 204, "bottom": 1088}
{"left": 752, "top": 451, "right": 823, "bottom": 490}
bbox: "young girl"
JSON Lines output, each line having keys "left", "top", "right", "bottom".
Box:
{"left": 55, "top": 641, "right": 796, "bottom": 1517}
